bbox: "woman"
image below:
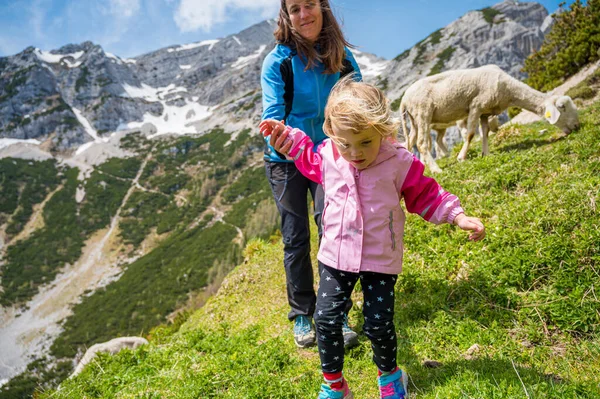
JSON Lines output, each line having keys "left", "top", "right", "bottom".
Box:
{"left": 261, "top": 0, "right": 362, "bottom": 349}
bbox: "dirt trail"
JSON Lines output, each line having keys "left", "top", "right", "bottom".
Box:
{"left": 207, "top": 205, "right": 244, "bottom": 246}
{"left": 0, "top": 148, "right": 154, "bottom": 382}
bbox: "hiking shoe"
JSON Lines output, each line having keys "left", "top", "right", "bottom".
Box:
{"left": 342, "top": 314, "right": 359, "bottom": 348}
{"left": 378, "top": 368, "right": 408, "bottom": 399}
{"left": 317, "top": 379, "right": 354, "bottom": 399}
{"left": 293, "top": 315, "right": 316, "bottom": 348}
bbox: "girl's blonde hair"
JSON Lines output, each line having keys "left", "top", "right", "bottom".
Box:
{"left": 275, "top": 0, "right": 352, "bottom": 74}
{"left": 323, "top": 75, "right": 400, "bottom": 140}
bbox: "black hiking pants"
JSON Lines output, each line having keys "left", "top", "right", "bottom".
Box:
{"left": 265, "top": 161, "right": 352, "bottom": 321}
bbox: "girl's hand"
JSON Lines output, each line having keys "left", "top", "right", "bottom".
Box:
{"left": 259, "top": 119, "right": 293, "bottom": 155}
{"left": 453, "top": 213, "right": 485, "bottom": 241}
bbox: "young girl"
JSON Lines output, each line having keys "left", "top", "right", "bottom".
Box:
{"left": 259, "top": 77, "right": 485, "bottom": 399}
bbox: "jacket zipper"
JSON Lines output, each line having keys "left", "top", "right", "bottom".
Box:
{"left": 389, "top": 211, "right": 396, "bottom": 251}
{"left": 313, "top": 69, "right": 321, "bottom": 138}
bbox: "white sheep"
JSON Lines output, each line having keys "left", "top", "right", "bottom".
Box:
{"left": 400, "top": 65, "right": 580, "bottom": 173}
{"left": 69, "top": 336, "right": 148, "bottom": 378}
{"left": 428, "top": 116, "right": 499, "bottom": 159}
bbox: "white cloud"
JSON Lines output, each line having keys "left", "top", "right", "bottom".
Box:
{"left": 109, "top": 0, "right": 140, "bottom": 18}
{"left": 92, "top": 0, "right": 140, "bottom": 48}
{"left": 29, "top": 0, "right": 49, "bottom": 40}
{"left": 174, "top": 0, "right": 278, "bottom": 32}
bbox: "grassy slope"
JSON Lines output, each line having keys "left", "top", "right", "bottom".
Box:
{"left": 45, "top": 101, "right": 600, "bottom": 398}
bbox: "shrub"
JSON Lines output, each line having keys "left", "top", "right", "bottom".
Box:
{"left": 390, "top": 95, "right": 403, "bottom": 112}
{"left": 523, "top": 0, "right": 600, "bottom": 91}
{"left": 566, "top": 83, "right": 596, "bottom": 100}
{"left": 428, "top": 47, "right": 455, "bottom": 76}
{"left": 565, "top": 67, "right": 600, "bottom": 100}
{"left": 508, "top": 106, "right": 522, "bottom": 119}
{"left": 429, "top": 29, "right": 443, "bottom": 46}
{"left": 75, "top": 66, "right": 89, "bottom": 92}
{"left": 479, "top": 7, "right": 502, "bottom": 24}
{"left": 394, "top": 49, "right": 410, "bottom": 62}
{"left": 376, "top": 77, "right": 388, "bottom": 91}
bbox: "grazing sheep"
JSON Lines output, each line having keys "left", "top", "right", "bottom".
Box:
{"left": 69, "top": 336, "right": 148, "bottom": 378}
{"left": 400, "top": 65, "right": 580, "bottom": 172}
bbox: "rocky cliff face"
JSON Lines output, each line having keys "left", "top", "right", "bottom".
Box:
{"left": 382, "top": 0, "right": 549, "bottom": 102}
{"left": 0, "top": 1, "right": 553, "bottom": 152}
{"left": 0, "top": 42, "right": 162, "bottom": 150}
{"left": 135, "top": 19, "right": 276, "bottom": 105}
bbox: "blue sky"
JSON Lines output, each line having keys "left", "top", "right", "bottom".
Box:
{"left": 0, "top": 0, "right": 574, "bottom": 60}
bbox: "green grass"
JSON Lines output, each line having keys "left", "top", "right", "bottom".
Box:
{"left": 43, "top": 101, "right": 600, "bottom": 398}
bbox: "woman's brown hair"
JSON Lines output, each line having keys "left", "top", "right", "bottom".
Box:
{"left": 274, "top": 0, "right": 352, "bottom": 74}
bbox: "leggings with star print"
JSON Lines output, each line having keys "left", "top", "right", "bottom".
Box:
{"left": 314, "top": 262, "right": 398, "bottom": 373}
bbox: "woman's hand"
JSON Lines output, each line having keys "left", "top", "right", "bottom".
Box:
{"left": 259, "top": 119, "right": 293, "bottom": 155}
{"left": 453, "top": 213, "right": 485, "bottom": 241}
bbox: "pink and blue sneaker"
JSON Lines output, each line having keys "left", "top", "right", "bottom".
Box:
{"left": 317, "top": 379, "right": 354, "bottom": 399}
{"left": 378, "top": 368, "right": 408, "bottom": 399}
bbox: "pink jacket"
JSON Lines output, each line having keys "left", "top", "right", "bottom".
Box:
{"left": 285, "top": 126, "right": 465, "bottom": 275}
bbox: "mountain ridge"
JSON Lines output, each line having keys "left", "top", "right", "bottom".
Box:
{"left": 1, "top": 1, "right": 552, "bottom": 155}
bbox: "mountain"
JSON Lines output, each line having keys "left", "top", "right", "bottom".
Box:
{"left": 0, "top": 1, "right": 552, "bottom": 155}
{"left": 380, "top": 0, "right": 551, "bottom": 103}
{"left": 0, "top": 19, "right": 386, "bottom": 152}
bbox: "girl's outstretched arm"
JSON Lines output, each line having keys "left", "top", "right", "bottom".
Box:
{"left": 259, "top": 119, "right": 324, "bottom": 184}
{"left": 453, "top": 213, "right": 486, "bottom": 241}
{"left": 259, "top": 119, "right": 293, "bottom": 156}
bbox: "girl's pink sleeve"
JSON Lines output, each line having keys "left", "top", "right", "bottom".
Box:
{"left": 285, "top": 127, "right": 324, "bottom": 184}
{"left": 400, "top": 155, "right": 464, "bottom": 224}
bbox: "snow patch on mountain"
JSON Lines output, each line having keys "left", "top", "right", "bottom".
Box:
{"left": 34, "top": 48, "right": 84, "bottom": 64}
{"left": 168, "top": 39, "right": 220, "bottom": 53}
{"left": 232, "top": 45, "right": 266, "bottom": 70}
{"left": 353, "top": 49, "right": 389, "bottom": 78}
{"left": 120, "top": 83, "right": 210, "bottom": 137}
{"left": 0, "top": 138, "right": 41, "bottom": 150}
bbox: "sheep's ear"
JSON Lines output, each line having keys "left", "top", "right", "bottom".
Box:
{"left": 556, "top": 96, "right": 572, "bottom": 110}
{"left": 544, "top": 104, "right": 561, "bottom": 125}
